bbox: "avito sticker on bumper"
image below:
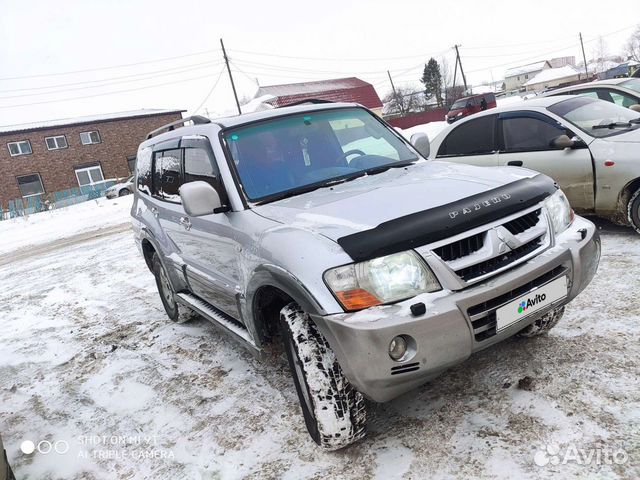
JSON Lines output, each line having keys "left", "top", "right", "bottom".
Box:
{"left": 496, "top": 276, "right": 568, "bottom": 332}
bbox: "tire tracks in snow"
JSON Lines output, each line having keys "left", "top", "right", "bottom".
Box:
{"left": 0, "top": 222, "right": 132, "bottom": 267}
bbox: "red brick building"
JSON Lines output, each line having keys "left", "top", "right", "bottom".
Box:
{"left": 0, "top": 109, "right": 184, "bottom": 205}
{"left": 256, "top": 77, "right": 384, "bottom": 116}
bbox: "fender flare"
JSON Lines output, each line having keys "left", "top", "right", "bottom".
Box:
{"left": 245, "top": 265, "right": 327, "bottom": 320}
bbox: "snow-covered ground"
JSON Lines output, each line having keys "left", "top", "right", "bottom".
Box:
{"left": 0, "top": 196, "right": 132, "bottom": 255}
{"left": 0, "top": 202, "right": 638, "bottom": 479}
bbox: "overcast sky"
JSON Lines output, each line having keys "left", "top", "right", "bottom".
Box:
{"left": 1, "top": 0, "right": 638, "bottom": 126}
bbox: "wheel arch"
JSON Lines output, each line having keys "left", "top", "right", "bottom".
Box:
{"left": 617, "top": 176, "right": 640, "bottom": 223}
{"left": 246, "top": 265, "right": 327, "bottom": 345}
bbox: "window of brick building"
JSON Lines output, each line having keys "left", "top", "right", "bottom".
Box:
{"left": 16, "top": 173, "right": 44, "bottom": 197}
{"left": 80, "top": 131, "right": 101, "bottom": 145}
{"left": 45, "top": 135, "right": 68, "bottom": 150}
{"left": 7, "top": 140, "right": 32, "bottom": 156}
{"left": 75, "top": 165, "right": 105, "bottom": 187}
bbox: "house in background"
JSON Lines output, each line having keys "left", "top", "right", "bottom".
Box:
{"left": 524, "top": 65, "right": 582, "bottom": 92}
{"left": 503, "top": 61, "right": 551, "bottom": 92}
{"left": 0, "top": 109, "right": 184, "bottom": 206}
{"left": 255, "top": 77, "right": 384, "bottom": 116}
{"left": 600, "top": 60, "right": 640, "bottom": 79}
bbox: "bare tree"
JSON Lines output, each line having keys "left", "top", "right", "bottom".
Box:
{"left": 592, "top": 36, "right": 609, "bottom": 73}
{"left": 626, "top": 25, "right": 640, "bottom": 62}
{"left": 382, "top": 86, "right": 427, "bottom": 116}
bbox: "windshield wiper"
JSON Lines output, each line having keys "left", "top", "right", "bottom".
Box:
{"left": 363, "top": 159, "right": 417, "bottom": 176}
{"left": 592, "top": 121, "right": 633, "bottom": 130}
{"left": 630, "top": 117, "right": 640, "bottom": 124}
{"left": 256, "top": 172, "right": 368, "bottom": 203}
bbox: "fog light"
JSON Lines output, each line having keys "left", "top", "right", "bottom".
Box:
{"left": 389, "top": 336, "right": 407, "bottom": 361}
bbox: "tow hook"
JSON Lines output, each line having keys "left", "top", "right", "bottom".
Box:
{"left": 578, "top": 228, "right": 587, "bottom": 240}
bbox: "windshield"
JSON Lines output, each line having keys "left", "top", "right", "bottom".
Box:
{"left": 548, "top": 96, "right": 640, "bottom": 138}
{"left": 223, "top": 108, "right": 418, "bottom": 202}
{"left": 621, "top": 78, "right": 640, "bottom": 94}
{"left": 451, "top": 99, "right": 469, "bottom": 109}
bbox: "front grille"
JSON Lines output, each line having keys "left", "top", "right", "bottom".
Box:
{"left": 455, "top": 235, "right": 544, "bottom": 282}
{"left": 467, "top": 266, "right": 567, "bottom": 342}
{"left": 503, "top": 208, "right": 541, "bottom": 235}
{"left": 432, "top": 231, "right": 484, "bottom": 261}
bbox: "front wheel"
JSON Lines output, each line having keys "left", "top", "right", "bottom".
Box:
{"left": 627, "top": 187, "right": 640, "bottom": 234}
{"left": 119, "top": 188, "right": 131, "bottom": 196}
{"left": 517, "top": 306, "right": 565, "bottom": 337}
{"left": 280, "top": 303, "right": 366, "bottom": 450}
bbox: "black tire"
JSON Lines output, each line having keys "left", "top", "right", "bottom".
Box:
{"left": 517, "top": 306, "right": 565, "bottom": 337}
{"left": 119, "top": 188, "right": 131, "bottom": 197}
{"left": 280, "top": 303, "right": 366, "bottom": 450}
{"left": 627, "top": 188, "right": 640, "bottom": 234}
{"left": 151, "top": 253, "right": 196, "bottom": 323}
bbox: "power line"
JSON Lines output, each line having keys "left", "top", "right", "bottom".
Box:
{"left": 0, "top": 60, "right": 222, "bottom": 94}
{"left": 0, "top": 73, "right": 218, "bottom": 109}
{"left": 0, "top": 48, "right": 221, "bottom": 81}
{"left": 0, "top": 62, "right": 222, "bottom": 99}
{"left": 227, "top": 47, "right": 450, "bottom": 63}
{"left": 192, "top": 65, "right": 227, "bottom": 114}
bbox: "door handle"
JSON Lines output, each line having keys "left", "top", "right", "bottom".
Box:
{"left": 507, "top": 161, "right": 523, "bottom": 167}
{"left": 179, "top": 216, "right": 192, "bottom": 230}
{"left": 150, "top": 207, "right": 158, "bottom": 217}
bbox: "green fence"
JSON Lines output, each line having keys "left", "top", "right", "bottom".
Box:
{"left": 1, "top": 181, "right": 117, "bottom": 220}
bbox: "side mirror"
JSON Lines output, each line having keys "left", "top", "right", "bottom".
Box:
{"left": 629, "top": 104, "right": 640, "bottom": 113}
{"left": 551, "top": 134, "right": 574, "bottom": 149}
{"left": 179, "top": 181, "right": 223, "bottom": 216}
{"left": 410, "top": 132, "right": 430, "bottom": 158}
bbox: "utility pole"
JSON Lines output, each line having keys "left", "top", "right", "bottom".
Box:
{"left": 579, "top": 32, "right": 589, "bottom": 79}
{"left": 387, "top": 70, "right": 404, "bottom": 115}
{"left": 220, "top": 38, "right": 242, "bottom": 115}
{"left": 454, "top": 45, "right": 468, "bottom": 92}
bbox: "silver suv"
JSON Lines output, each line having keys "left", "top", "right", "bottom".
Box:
{"left": 131, "top": 103, "right": 600, "bottom": 450}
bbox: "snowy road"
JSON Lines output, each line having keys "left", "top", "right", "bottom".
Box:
{"left": 0, "top": 213, "right": 638, "bottom": 479}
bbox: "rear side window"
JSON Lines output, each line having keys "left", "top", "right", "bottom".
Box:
{"left": 153, "top": 149, "right": 182, "bottom": 203}
{"left": 136, "top": 147, "right": 153, "bottom": 195}
{"left": 184, "top": 148, "right": 220, "bottom": 190}
{"left": 501, "top": 116, "right": 565, "bottom": 152}
{"left": 437, "top": 115, "right": 496, "bottom": 156}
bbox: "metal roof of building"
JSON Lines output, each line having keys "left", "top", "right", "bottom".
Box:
{"left": 256, "top": 77, "right": 383, "bottom": 109}
{"left": 0, "top": 108, "right": 185, "bottom": 135}
{"left": 504, "top": 61, "right": 551, "bottom": 78}
{"left": 524, "top": 65, "right": 581, "bottom": 86}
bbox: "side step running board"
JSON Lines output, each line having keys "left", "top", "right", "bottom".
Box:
{"left": 176, "top": 292, "right": 261, "bottom": 357}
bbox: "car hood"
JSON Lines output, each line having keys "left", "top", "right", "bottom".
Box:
{"left": 596, "top": 126, "right": 640, "bottom": 143}
{"left": 254, "top": 161, "right": 538, "bottom": 241}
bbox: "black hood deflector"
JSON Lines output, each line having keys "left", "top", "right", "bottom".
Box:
{"left": 337, "top": 174, "right": 557, "bottom": 262}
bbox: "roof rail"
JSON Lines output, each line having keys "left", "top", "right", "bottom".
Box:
{"left": 146, "top": 115, "right": 211, "bottom": 139}
{"left": 279, "top": 98, "right": 334, "bottom": 108}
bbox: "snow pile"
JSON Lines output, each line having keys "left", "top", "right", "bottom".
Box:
{"left": 0, "top": 196, "right": 132, "bottom": 255}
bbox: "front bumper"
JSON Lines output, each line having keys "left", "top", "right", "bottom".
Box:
{"left": 312, "top": 216, "right": 600, "bottom": 403}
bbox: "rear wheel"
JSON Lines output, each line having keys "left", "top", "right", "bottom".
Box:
{"left": 517, "top": 306, "right": 565, "bottom": 337}
{"left": 627, "top": 187, "right": 640, "bottom": 234}
{"left": 152, "top": 253, "right": 196, "bottom": 323}
{"left": 279, "top": 303, "right": 366, "bottom": 450}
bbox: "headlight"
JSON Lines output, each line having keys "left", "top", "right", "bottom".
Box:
{"left": 544, "top": 189, "right": 574, "bottom": 235}
{"left": 324, "top": 251, "right": 441, "bottom": 311}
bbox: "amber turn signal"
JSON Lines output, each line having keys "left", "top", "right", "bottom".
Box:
{"left": 335, "top": 289, "right": 381, "bottom": 311}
